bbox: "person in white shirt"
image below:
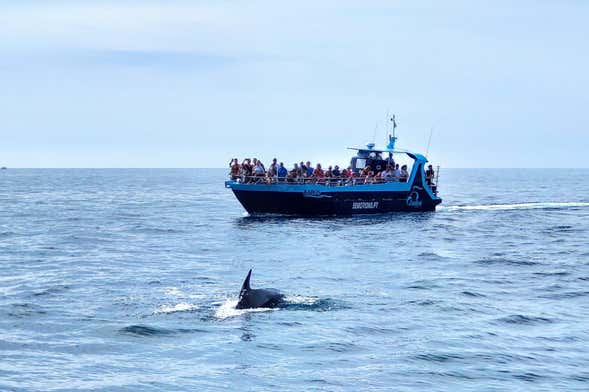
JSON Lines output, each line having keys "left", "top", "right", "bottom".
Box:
{"left": 392, "top": 164, "right": 402, "bottom": 179}
{"left": 254, "top": 161, "right": 265, "bottom": 176}
{"left": 380, "top": 165, "right": 396, "bottom": 182}
{"left": 400, "top": 164, "right": 409, "bottom": 182}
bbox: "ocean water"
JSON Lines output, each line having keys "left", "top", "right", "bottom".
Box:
{"left": 1, "top": 168, "right": 588, "bottom": 391}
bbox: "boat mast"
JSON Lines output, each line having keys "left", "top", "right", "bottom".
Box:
{"left": 387, "top": 115, "right": 397, "bottom": 157}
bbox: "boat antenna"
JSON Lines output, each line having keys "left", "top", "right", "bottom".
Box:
{"left": 385, "top": 110, "right": 391, "bottom": 142}
{"left": 425, "top": 117, "right": 443, "bottom": 158}
{"left": 425, "top": 126, "right": 434, "bottom": 158}
{"left": 391, "top": 114, "right": 397, "bottom": 138}
{"left": 386, "top": 114, "right": 397, "bottom": 151}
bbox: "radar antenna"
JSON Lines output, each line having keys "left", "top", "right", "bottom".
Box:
{"left": 391, "top": 115, "right": 397, "bottom": 138}
{"left": 386, "top": 114, "right": 397, "bottom": 151}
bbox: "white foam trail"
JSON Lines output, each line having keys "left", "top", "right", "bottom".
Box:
{"left": 155, "top": 302, "right": 198, "bottom": 314}
{"left": 441, "top": 202, "right": 589, "bottom": 212}
{"left": 284, "top": 295, "right": 318, "bottom": 305}
{"left": 214, "top": 299, "right": 274, "bottom": 319}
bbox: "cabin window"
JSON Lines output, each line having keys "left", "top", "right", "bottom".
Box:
{"left": 356, "top": 159, "right": 366, "bottom": 169}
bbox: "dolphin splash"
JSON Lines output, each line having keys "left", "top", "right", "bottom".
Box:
{"left": 236, "top": 269, "right": 285, "bottom": 309}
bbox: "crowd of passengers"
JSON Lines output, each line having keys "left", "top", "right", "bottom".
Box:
{"left": 228, "top": 158, "right": 432, "bottom": 185}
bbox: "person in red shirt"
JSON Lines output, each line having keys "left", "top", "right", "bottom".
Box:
{"left": 313, "top": 164, "right": 325, "bottom": 184}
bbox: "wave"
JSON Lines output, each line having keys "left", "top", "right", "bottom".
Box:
{"left": 7, "top": 303, "right": 48, "bottom": 318}
{"left": 539, "top": 291, "right": 589, "bottom": 300}
{"left": 497, "top": 314, "right": 554, "bottom": 325}
{"left": 119, "top": 324, "right": 207, "bottom": 336}
{"left": 282, "top": 296, "right": 345, "bottom": 311}
{"left": 32, "top": 285, "right": 71, "bottom": 297}
{"left": 475, "top": 257, "right": 540, "bottom": 267}
{"left": 414, "top": 353, "right": 464, "bottom": 363}
{"left": 441, "top": 201, "right": 589, "bottom": 212}
{"left": 154, "top": 302, "right": 199, "bottom": 314}
{"left": 461, "top": 290, "right": 486, "bottom": 298}
{"left": 119, "top": 325, "right": 175, "bottom": 336}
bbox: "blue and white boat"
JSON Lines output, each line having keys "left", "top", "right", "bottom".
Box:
{"left": 225, "top": 123, "right": 442, "bottom": 215}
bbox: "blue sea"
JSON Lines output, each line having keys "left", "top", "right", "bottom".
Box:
{"left": 1, "top": 168, "right": 589, "bottom": 391}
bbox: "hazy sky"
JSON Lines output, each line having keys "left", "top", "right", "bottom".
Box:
{"left": 1, "top": 0, "right": 588, "bottom": 168}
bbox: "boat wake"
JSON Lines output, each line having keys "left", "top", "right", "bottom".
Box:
{"left": 441, "top": 202, "right": 589, "bottom": 212}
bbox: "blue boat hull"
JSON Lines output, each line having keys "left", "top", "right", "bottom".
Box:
{"left": 230, "top": 188, "right": 441, "bottom": 215}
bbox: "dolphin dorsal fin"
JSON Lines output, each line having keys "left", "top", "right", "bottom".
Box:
{"left": 240, "top": 269, "right": 252, "bottom": 295}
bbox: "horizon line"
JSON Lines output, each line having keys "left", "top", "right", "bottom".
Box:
{"left": 2, "top": 167, "right": 589, "bottom": 170}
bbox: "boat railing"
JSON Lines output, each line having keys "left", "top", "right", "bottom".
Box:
{"left": 228, "top": 175, "right": 409, "bottom": 186}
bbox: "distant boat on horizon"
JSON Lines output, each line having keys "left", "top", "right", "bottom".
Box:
{"left": 1, "top": 167, "right": 6, "bottom": 170}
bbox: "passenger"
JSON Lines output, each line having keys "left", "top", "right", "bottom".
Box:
{"left": 392, "top": 163, "right": 401, "bottom": 178}
{"left": 361, "top": 165, "right": 372, "bottom": 177}
{"left": 373, "top": 170, "right": 383, "bottom": 183}
{"left": 339, "top": 167, "right": 348, "bottom": 184}
{"left": 347, "top": 166, "right": 357, "bottom": 184}
{"left": 230, "top": 159, "right": 241, "bottom": 180}
{"left": 346, "top": 166, "right": 354, "bottom": 177}
{"left": 296, "top": 163, "right": 304, "bottom": 178}
{"left": 306, "top": 161, "right": 314, "bottom": 178}
{"left": 251, "top": 158, "right": 264, "bottom": 173}
{"left": 361, "top": 165, "right": 374, "bottom": 184}
{"left": 300, "top": 161, "right": 307, "bottom": 176}
{"left": 276, "top": 162, "right": 288, "bottom": 182}
{"left": 425, "top": 164, "right": 435, "bottom": 185}
{"left": 253, "top": 160, "right": 265, "bottom": 183}
{"left": 268, "top": 158, "right": 278, "bottom": 176}
{"left": 400, "top": 164, "right": 409, "bottom": 182}
{"left": 265, "top": 158, "right": 278, "bottom": 183}
{"left": 325, "top": 166, "right": 333, "bottom": 178}
{"left": 332, "top": 165, "right": 341, "bottom": 177}
{"left": 313, "top": 163, "right": 325, "bottom": 183}
{"left": 380, "top": 165, "right": 393, "bottom": 182}
{"left": 387, "top": 156, "right": 395, "bottom": 169}
{"left": 364, "top": 169, "right": 375, "bottom": 184}
{"left": 241, "top": 158, "right": 253, "bottom": 182}
{"left": 253, "top": 160, "right": 264, "bottom": 174}
{"left": 325, "top": 165, "right": 334, "bottom": 185}
{"left": 289, "top": 163, "right": 300, "bottom": 182}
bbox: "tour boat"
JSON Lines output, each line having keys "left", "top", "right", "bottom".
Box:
{"left": 225, "top": 123, "right": 442, "bottom": 215}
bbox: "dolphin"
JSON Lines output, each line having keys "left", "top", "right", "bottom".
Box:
{"left": 236, "top": 269, "right": 285, "bottom": 309}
